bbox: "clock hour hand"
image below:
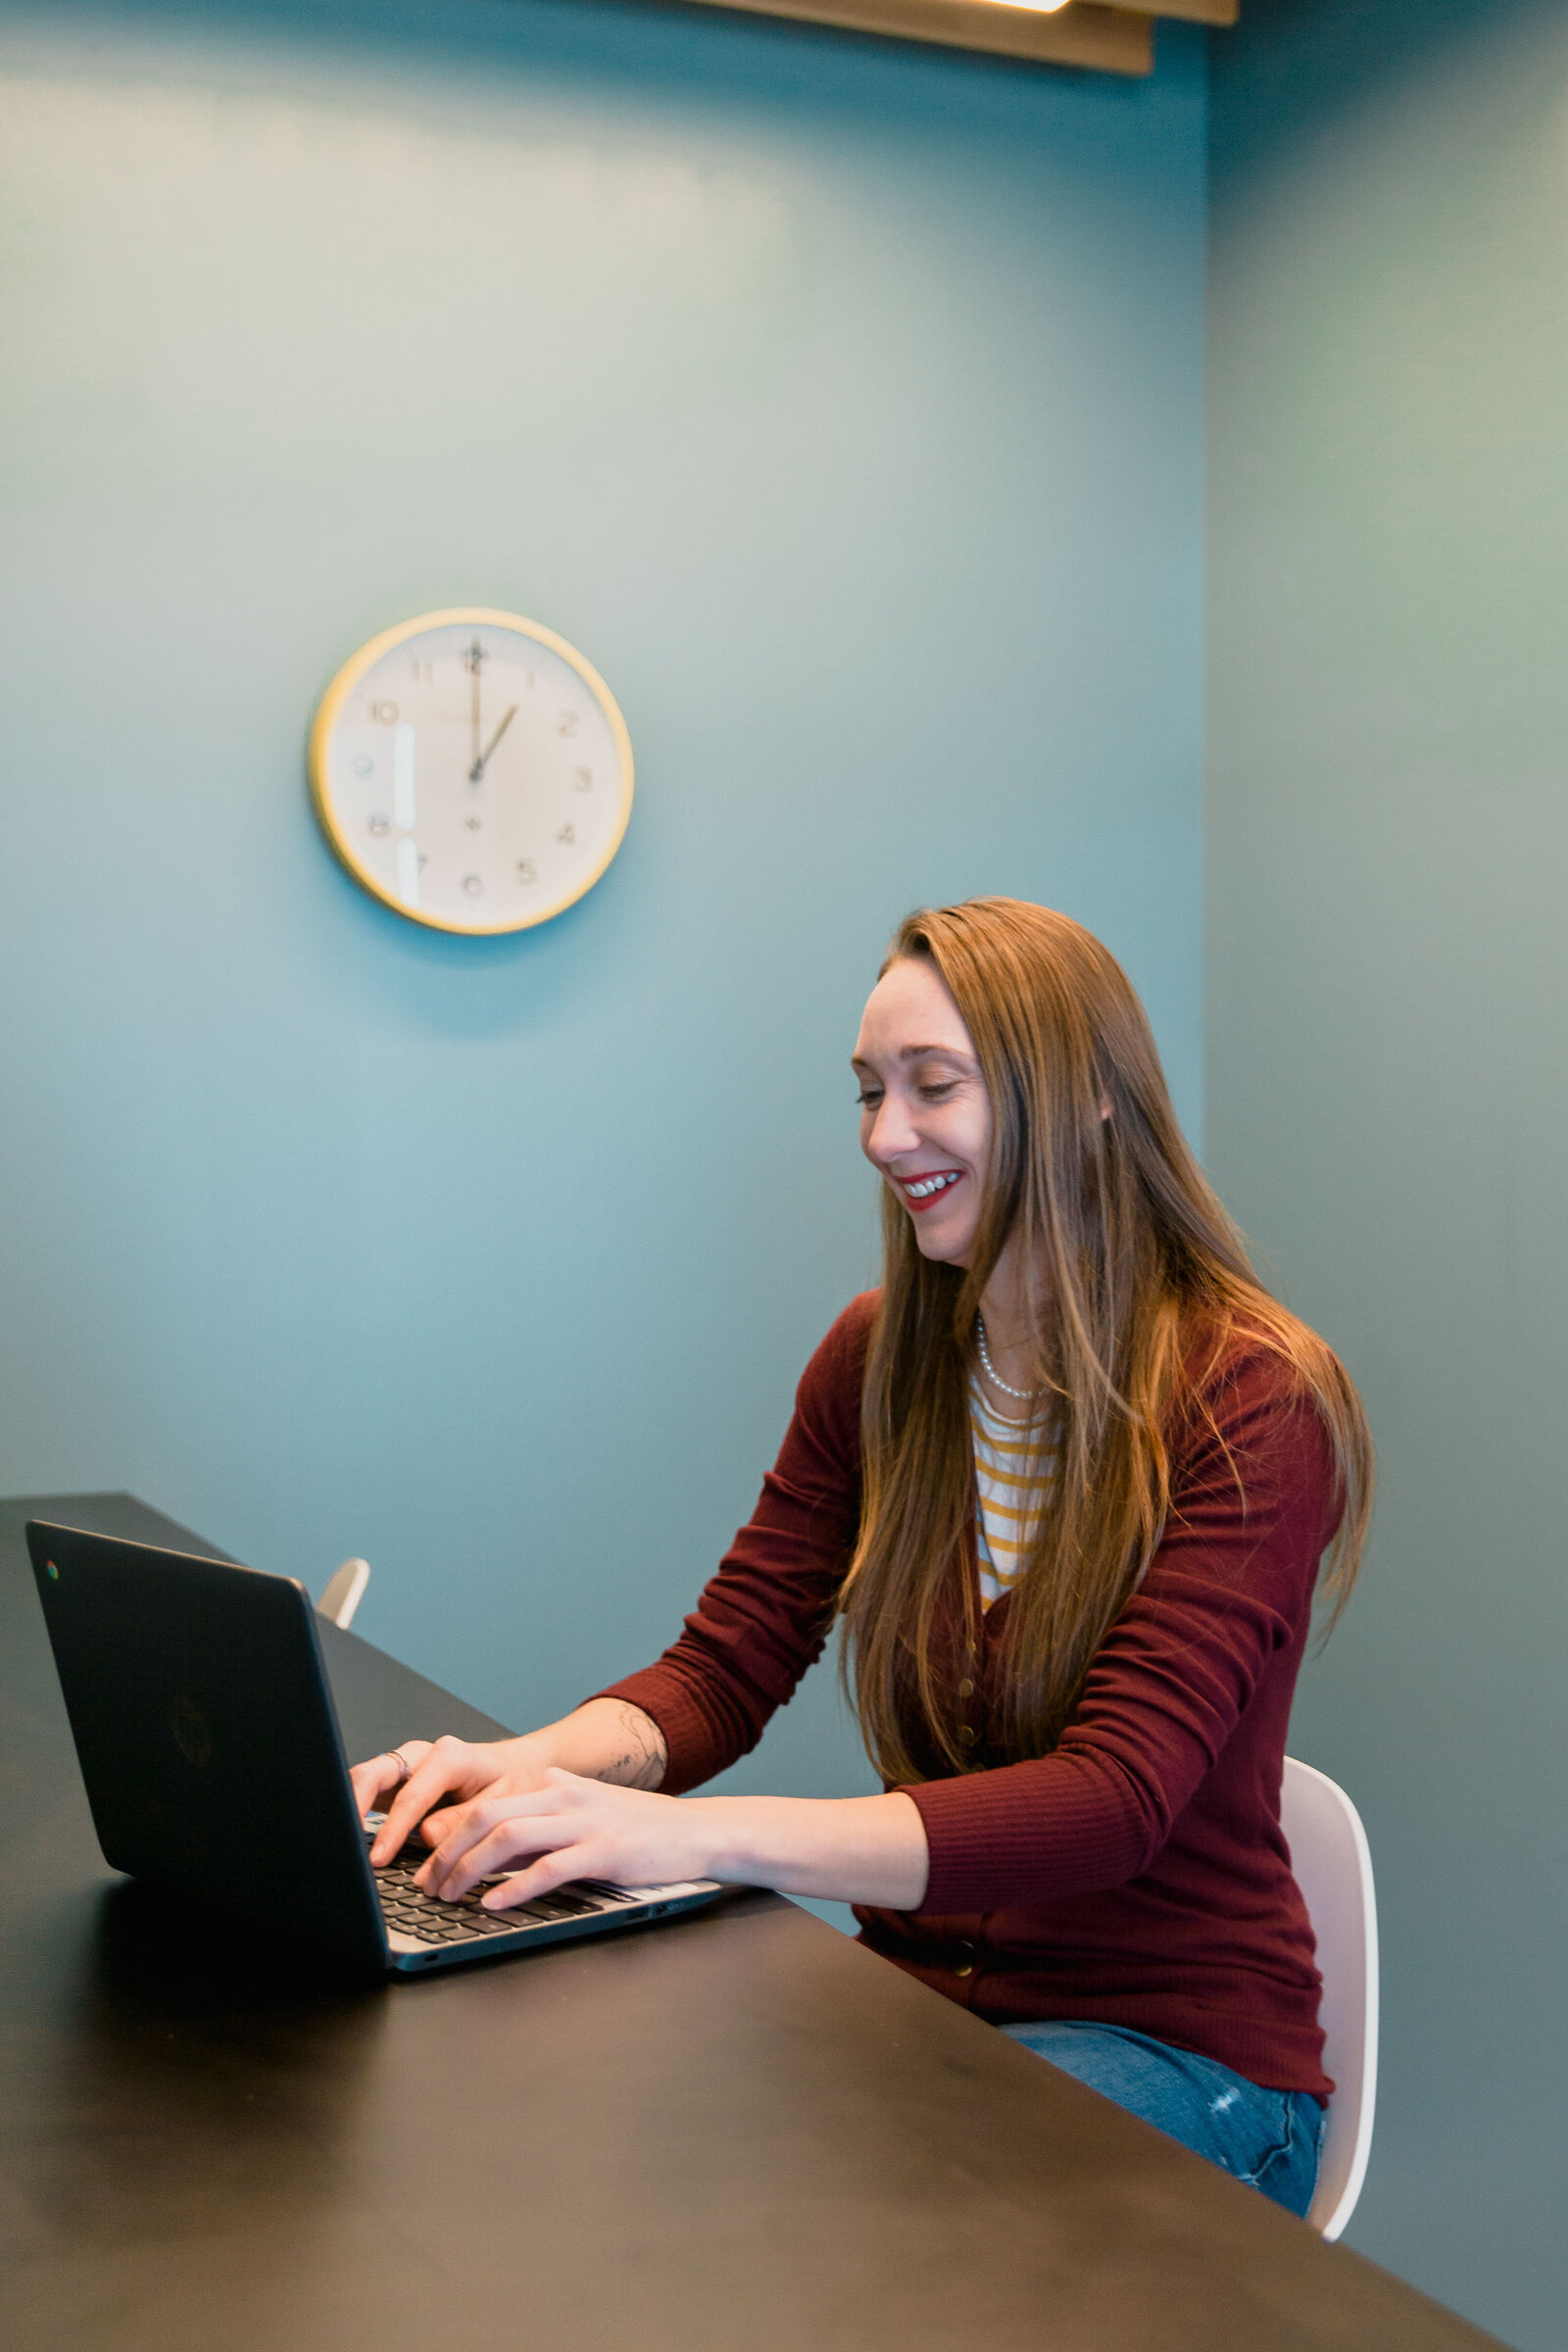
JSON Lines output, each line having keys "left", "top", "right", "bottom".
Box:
{"left": 469, "top": 704, "right": 517, "bottom": 783}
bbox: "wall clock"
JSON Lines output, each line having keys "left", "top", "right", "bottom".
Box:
{"left": 309, "top": 608, "right": 634, "bottom": 935}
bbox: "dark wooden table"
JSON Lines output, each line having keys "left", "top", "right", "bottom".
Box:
{"left": 1, "top": 1493, "right": 1505, "bottom": 2352}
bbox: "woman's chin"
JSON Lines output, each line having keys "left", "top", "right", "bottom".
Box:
{"left": 910, "top": 1217, "right": 975, "bottom": 1267}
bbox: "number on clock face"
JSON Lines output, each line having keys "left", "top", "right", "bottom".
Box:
{"left": 309, "top": 610, "right": 634, "bottom": 936}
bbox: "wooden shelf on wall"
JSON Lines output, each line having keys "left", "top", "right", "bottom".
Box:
{"left": 663, "top": 0, "right": 1235, "bottom": 74}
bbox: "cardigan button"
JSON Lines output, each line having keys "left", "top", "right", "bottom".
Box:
{"left": 956, "top": 1724, "right": 977, "bottom": 1746}
{"left": 957, "top": 1678, "right": 975, "bottom": 1698}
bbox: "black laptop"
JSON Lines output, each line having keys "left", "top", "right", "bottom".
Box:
{"left": 27, "top": 1520, "right": 721, "bottom": 1974}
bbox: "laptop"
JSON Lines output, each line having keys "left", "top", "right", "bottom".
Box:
{"left": 26, "top": 1520, "right": 722, "bottom": 1975}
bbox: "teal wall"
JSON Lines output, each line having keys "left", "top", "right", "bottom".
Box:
{"left": 1208, "top": 3, "right": 1568, "bottom": 2341}
{"left": 0, "top": 0, "right": 1205, "bottom": 1829}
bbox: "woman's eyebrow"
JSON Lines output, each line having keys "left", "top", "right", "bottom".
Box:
{"left": 851, "top": 1044, "right": 975, "bottom": 1072}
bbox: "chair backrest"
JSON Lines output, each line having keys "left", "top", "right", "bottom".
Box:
{"left": 1280, "top": 1756, "right": 1379, "bottom": 2240}
{"left": 318, "top": 1556, "right": 370, "bottom": 1632}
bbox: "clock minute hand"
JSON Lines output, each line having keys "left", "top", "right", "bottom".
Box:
{"left": 469, "top": 704, "right": 517, "bottom": 783}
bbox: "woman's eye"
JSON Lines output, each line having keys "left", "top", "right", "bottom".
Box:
{"left": 917, "top": 1081, "right": 957, "bottom": 1102}
{"left": 856, "top": 1089, "right": 882, "bottom": 1109}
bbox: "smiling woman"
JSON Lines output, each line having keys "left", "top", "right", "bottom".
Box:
{"left": 351, "top": 896, "right": 1371, "bottom": 2222}
{"left": 853, "top": 956, "right": 990, "bottom": 1245}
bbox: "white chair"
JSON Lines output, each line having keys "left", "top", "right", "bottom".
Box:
{"left": 1280, "top": 1755, "right": 1379, "bottom": 2240}
{"left": 318, "top": 1556, "right": 370, "bottom": 1631}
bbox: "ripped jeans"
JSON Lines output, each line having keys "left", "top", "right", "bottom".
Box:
{"left": 1002, "top": 2020, "right": 1323, "bottom": 2217}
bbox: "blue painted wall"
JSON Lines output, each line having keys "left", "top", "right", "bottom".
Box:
{"left": 1208, "top": 2, "right": 1568, "bottom": 2340}
{"left": 0, "top": 0, "right": 1205, "bottom": 1819}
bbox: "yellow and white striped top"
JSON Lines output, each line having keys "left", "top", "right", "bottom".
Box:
{"left": 969, "top": 1379, "right": 1056, "bottom": 1609}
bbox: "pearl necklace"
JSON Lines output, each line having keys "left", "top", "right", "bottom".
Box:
{"left": 976, "top": 1315, "right": 1036, "bottom": 1401}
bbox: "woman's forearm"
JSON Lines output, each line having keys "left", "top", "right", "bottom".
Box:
{"left": 408, "top": 1771, "right": 930, "bottom": 1910}
{"left": 691, "top": 1789, "right": 929, "bottom": 1910}
{"left": 369, "top": 1718, "right": 927, "bottom": 1913}
{"left": 507, "top": 1697, "right": 669, "bottom": 1789}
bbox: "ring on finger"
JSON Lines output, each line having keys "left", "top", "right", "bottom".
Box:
{"left": 385, "top": 1747, "right": 416, "bottom": 1787}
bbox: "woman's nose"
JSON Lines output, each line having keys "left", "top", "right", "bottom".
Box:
{"left": 865, "top": 1094, "right": 918, "bottom": 1166}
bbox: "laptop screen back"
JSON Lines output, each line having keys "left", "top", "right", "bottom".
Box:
{"left": 27, "top": 1521, "right": 384, "bottom": 1969}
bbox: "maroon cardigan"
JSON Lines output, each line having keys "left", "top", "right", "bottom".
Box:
{"left": 599, "top": 1293, "right": 1339, "bottom": 2097}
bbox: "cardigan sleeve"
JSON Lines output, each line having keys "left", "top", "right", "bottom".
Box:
{"left": 590, "top": 1295, "right": 874, "bottom": 1793}
{"left": 906, "top": 1352, "right": 1342, "bottom": 1914}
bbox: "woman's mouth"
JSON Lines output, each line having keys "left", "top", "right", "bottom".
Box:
{"left": 896, "top": 1170, "right": 964, "bottom": 1213}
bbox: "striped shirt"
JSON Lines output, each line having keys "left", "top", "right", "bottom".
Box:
{"left": 969, "top": 1379, "right": 1056, "bottom": 1608}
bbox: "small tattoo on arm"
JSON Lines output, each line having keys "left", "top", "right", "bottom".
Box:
{"left": 608, "top": 1704, "right": 666, "bottom": 1789}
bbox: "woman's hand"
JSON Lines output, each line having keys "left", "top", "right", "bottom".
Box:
{"left": 351, "top": 1736, "right": 546, "bottom": 1869}
{"left": 351, "top": 1706, "right": 929, "bottom": 1909}
{"left": 416, "top": 1771, "right": 716, "bottom": 1907}
{"left": 349, "top": 1700, "right": 670, "bottom": 1869}
{"left": 413, "top": 1777, "right": 932, "bottom": 1914}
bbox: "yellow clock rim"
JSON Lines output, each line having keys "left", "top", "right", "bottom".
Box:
{"left": 307, "top": 607, "right": 635, "bottom": 937}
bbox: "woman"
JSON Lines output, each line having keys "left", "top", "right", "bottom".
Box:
{"left": 353, "top": 898, "right": 1371, "bottom": 2217}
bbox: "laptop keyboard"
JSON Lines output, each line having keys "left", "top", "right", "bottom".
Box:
{"left": 368, "top": 1832, "right": 628, "bottom": 1946}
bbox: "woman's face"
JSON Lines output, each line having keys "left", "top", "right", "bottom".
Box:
{"left": 852, "top": 956, "right": 991, "bottom": 1268}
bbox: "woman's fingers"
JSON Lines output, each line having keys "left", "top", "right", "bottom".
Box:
{"left": 434, "top": 1819, "right": 585, "bottom": 1903}
{"left": 347, "top": 1750, "right": 403, "bottom": 1818}
{"left": 483, "top": 1853, "right": 593, "bottom": 1910}
{"left": 364, "top": 1736, "right": 500, "bottom": 1864}
{"left": 414, "top": 1784, "right": 567, "bottom": 1896}
{"left": 349, "top": 1741, "right": 433, "bottom": 1840}
{"left": 413, "top": 1771, "right": 701, "bottom": 1904}
{"left": 365, "top": 1740, "right": 442, "bottom": 1862}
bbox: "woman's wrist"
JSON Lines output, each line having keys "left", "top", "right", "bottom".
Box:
{"left": 510, "top": 1699, "right": 668, "bottom": 1790}
{"left": 695, "top": 1789, "right": 929, "bottom": 1910}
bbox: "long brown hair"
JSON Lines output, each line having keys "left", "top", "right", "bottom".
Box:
{"left": 838, "top": 898, "right": 1372, "bottom": 1786}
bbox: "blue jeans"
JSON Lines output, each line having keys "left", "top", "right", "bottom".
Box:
{"left": 1002, "top": 2020, "right": 1323, "bottom": 2217}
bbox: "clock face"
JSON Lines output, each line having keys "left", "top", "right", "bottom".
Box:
{"left": 309, "top": 609, "right": 634, "bottom": 935}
